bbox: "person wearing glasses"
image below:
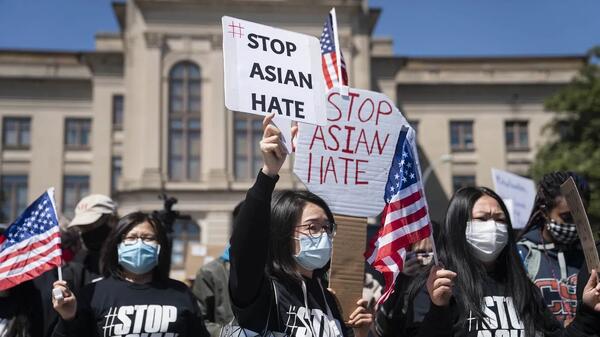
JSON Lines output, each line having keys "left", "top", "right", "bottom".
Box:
{"left": 51, "top": 212, "right": 209, "bottom": 337}
{"left": 228, "top": 113, "right": 372, "bottom": 337}
{"left": 517, "top": 171, "right": 590, "bottom": 326}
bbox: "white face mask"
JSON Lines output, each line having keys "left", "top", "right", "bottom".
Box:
{"left": 465, "top": 220, "right": 508, "bottom": 263}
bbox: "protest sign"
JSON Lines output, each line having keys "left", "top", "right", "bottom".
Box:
{"left": 294, "top": 87, "right": 416, "bottom": 318}
{"left": 560, "top": 178, "right": 600, "bottom": 273}
{"left": 294, "top": 87, "right": 408, "bottom": 217}
{"left": 222, "top": 16, "right": 326, "bottom": 126}
{"left": 491, "top": 168, "right": 536, "bottom": 229}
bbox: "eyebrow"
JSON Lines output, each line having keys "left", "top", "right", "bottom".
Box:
{"left": 473, "top": 211, "right": 505, "bottom": 217}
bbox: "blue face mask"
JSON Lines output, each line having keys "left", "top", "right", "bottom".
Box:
{"left": 117, "top": 240, "right": 161, "bottom": 275}
{"left": 293, "top": 233, "right": 332, "bottom": 271}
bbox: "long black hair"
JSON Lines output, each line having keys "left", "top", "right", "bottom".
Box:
{"left": 518, "top": 171, "right": 590, "bottom": 238}
{"left": 268, "top": 190, "right": 335, "bottom": 284}
{"left": 410, "top": 187, "right": 547, "bottom": 335}
{"left": 100, "top": 212, "right": 170, "bottom": 283}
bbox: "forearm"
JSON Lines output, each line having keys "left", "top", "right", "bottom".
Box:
{"left": 229, "top": 170, "right": 278, "bottom": 307}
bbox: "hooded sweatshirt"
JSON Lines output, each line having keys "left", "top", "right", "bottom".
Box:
{"left": 517, "top": 227, "right": 585, "bottom": 324}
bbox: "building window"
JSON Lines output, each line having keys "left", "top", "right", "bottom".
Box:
{"left": 0, "top": 175, "right": 28, "bottom": 223}
{"left": 171, "top": 219, "right": 200, "bottom": 269}
{"left": 505, "top": 121, "right": 528, "bottom": 151}
{"left": 452, "top": 175, "right": 476, "bottom": 193}
{"left": 450, "top": 121, "right": 474, "bottom": 152}
{"left": 168, "top": 61, "right": 201, "bottom": 181}
{"left": 3, "top": 117, "right": 31, "bottom": 149}
{"left": 65, "top": 118, "right": 92, "bottom": 150}
{"left": 63, "top": 175, "right": 89, "bottom": 219}
{"left": 112, "top": 95, "right": 124, "bottom": 131}
{"left": 111, "top": 156, "right": 122, "bottom": 197}
{"left": 234, "top": 112, "right": 263, "bottom": 180}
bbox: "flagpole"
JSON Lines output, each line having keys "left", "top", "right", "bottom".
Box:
{"left": 47, "top": 187, "right": 64, "bottom": 284}
{"left": 330, "top": 8, "right": 348, "bottom": 96}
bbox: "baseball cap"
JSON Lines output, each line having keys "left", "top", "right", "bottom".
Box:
{"left": 68, "top": 194, "right": 117, "bottom": 228}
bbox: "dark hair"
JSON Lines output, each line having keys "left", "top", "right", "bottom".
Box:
{"left": 519, "top": 171, "right": 590, "bottom": 237}
{"left": 410, "top": 187, "right": 547, "bottom": 336}
{"left": 268, "top": 190, "right": 335, "bottom": 283}
{"left": 100, "top": 212, "right": 170, "bottom": 283}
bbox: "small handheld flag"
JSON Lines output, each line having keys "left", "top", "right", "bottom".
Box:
{"left": 320, "top": 8, "right": 349, "bottom": 95}
{"left": 0, "top": 188, "right": 62, "bottom": 291}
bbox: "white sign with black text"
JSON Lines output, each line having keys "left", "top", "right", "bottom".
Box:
{"left": 222, "top": 16, "right": 327, "bottom": 126}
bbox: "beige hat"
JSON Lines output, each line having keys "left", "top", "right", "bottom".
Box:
{"left": 68, "top": 194, "right": 117, "bottom": 228}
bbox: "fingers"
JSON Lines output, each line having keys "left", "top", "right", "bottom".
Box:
{"left": 262, "top": 113, "right": 276, "bottom": 131}
{"left": 348, "top": 299, "right": 370, "bottom": 320}
{"left": 53, "top": 280, "right": 72, "bottom": 298}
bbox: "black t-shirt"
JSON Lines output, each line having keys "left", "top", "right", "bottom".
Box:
{"left": 53, "top": 276, "right": 209, "bottom": 337}
{"left": 410, "top": 273, "right": 600, "bottom": 337}
{"left": 229, "top": 171, "right": 350, "bottom": 337}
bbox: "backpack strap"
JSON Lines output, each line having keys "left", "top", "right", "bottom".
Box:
{"left": 518, "top": 240, "right": 542, "bottom": 280}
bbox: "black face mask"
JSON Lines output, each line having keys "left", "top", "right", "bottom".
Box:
{"left": 81, "top": 223, "right": 112, "bottom": 252}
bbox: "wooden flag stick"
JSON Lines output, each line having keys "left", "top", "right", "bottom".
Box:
{"left": 329, "top": 214, "right": 367, "bottom": 320}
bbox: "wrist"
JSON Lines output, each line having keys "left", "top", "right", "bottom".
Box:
{"left": 261, "top": 165, "right": 278, "bottom": 178}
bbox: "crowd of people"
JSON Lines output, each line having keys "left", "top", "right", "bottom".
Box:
{"left": 1, "top": 113, "right": 599, "bottom": 337}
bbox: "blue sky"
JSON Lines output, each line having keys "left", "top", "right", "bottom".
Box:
{"left": 0, "top": 0, "right": 598, "bottom": 56}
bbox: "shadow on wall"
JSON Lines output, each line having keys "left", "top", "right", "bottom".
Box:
{"left": 417, "top": 145, "right": 449, "bottom": 224}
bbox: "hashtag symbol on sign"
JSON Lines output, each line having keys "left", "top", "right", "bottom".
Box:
{"left": 228, "top": 21, "right": 244, "bottom": 38}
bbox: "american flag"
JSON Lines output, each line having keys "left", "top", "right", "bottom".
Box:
{"left": 320, "top": 10, "right": 348, "bottom": 90}
{"left": 365, "top": 126, "right": 432, "bottom": 303}
{"left": 0, "top": 189, "right": 61, "bottom": 291}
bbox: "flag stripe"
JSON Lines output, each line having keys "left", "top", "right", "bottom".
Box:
{"left": 368, "top": 225, "right": 431, "bottom": 264}
{"left": 0, "top": 244, "right": 61, "bottom": 276}
{"left": 0, "top": 249, "right": 62, "bottom": 279}
{"left": 0, "top": 225, "right": 59, "bottom": 258}
{"left": 0, "top": 254, "right": 61, "bottom": 290}
{"left": 0, "top": 228, "right": 60, "bottom": 261}
{"left": 0, "top": 235, "right": 61, "bottom": 272}
{"left": 321, "top": 56, "right": 333, "bottom": 89}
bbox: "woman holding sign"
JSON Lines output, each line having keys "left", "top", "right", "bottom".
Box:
{"left": 402, "top": 187, "right": 600, "bottom": 337}
{"left": 228, "top": 113, "right": 372, "bottom": 337}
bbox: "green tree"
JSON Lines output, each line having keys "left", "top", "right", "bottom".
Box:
{"left": 531, "top": 47, "right": 600, "bottom": 230}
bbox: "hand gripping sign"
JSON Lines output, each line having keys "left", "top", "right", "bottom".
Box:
{"left": 222, "top": 16, "right": 327, "bottom": 126}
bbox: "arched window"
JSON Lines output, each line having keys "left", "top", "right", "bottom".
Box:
{"left": 168, "top": 61, "right": 201, "bottom": 181}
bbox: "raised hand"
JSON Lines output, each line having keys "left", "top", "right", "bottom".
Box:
{"left": 260, "top": 113, "right": 287, "bottom": 177}
{"left": 426, "top": 265, "right": 456, "bottom": 307}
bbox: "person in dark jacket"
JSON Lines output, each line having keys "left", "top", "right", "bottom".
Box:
{"left": 517, "top": 172, "right": 590, "bottom": 326}
{"left": 229, "top": 113, "right": 372, "bottom": 337}
{"left": 404, "top": 187, "right": 600, "bottom": 337}
{"left": 193, "top": 245, "right": 234, "bottom": 337}
{"left": 52, "top": 212, "right": 209, "bottom": 337}
{"left": 192, "top": 201, "right": 242, "bottom": 337}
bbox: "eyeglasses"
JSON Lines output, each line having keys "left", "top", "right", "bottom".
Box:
{"left": 122, "top": 235, "right": 157, "bottom": 245}
{"left": 296, "top": 221, "right": 336, "bottom": 238}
